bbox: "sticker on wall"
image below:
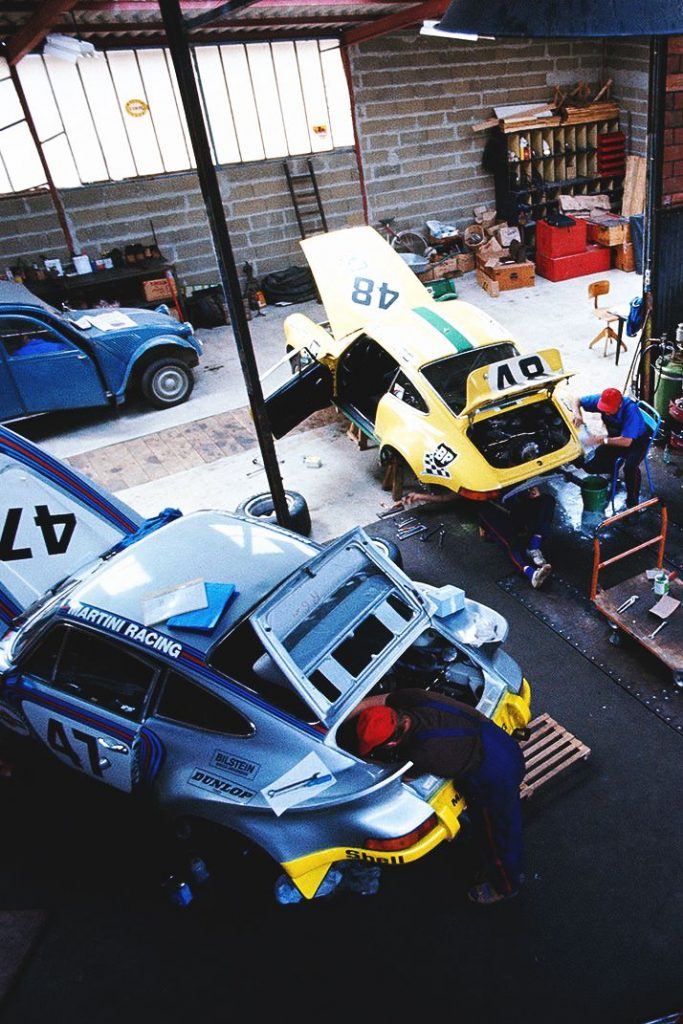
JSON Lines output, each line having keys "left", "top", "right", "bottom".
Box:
{"left": 125, "top": 98, "right": 149, "bottom": 118}
{"left": 311, "top": 124, "right": 328, "bottom": 137}
{"left": 262, "top": 751, "right": 335, "bottom": 817}
{"left": 423, "top": 443, "right": 457, "bottom": 478}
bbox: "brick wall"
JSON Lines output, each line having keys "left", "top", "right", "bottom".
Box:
{"left": 662, "top": 36, "right": 683, "bottom": 205}
{"left": 0, "top": 34, "right": 650, "bottom": 289}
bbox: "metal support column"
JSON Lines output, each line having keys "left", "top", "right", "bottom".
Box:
{"left": 157, "top": 0, "right": 291, "bottom": 528}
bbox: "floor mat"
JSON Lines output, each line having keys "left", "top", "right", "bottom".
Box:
{"left": 499, "top": 572, "right": 682, "bottom": 734}
{"left": 0, "top": 910, "right": 48, "bottom": 1004}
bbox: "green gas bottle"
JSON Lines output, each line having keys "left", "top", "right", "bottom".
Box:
{"left": 653, "top": 352, "right": 683, "bottom": 423}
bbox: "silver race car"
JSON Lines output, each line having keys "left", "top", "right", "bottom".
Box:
{"left": 0, "top": 425, "right": 531, "bottom": 899}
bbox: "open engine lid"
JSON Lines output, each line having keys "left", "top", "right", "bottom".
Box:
{"left": 250, "top": 527, "right": 429, "bottom": 727}
{"left": 461, "top": 347, "right": 574, "bottom": 418}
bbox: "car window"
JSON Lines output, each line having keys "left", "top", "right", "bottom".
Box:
{"left": 156, "top": 670, "right": 252, "bottom": 736}
{"left": 390, "top": 371, "right": 428, "bottom": 412}
{"left": 421, "top": 342, "right": 517, "bottom": 414}
{"left": 19, "top": 624, "right": 67, "bottom": 683}
{"left": 47, "top": 627, "right": 156, "bottom": 721}
{"left": 209, "top": 621, "right": 320, "bottom": 725}
{"left": 1, "top": 315, "right": 74, "bottom": 358}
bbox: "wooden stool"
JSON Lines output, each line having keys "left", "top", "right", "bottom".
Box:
{"left": 346, "top": 421, "right": 369, "bottom": 450}
{"left": 381, "top": 455, "right": 404, "bottom": 502}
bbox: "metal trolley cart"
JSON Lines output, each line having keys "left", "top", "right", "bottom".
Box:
{"left": 590, "top": 497, "right": 683, "bottom": 688}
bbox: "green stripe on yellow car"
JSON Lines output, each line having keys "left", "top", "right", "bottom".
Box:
{"left": 414, "top": 306, "right": 474, "bottom": 351}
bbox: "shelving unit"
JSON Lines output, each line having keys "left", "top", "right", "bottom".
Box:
{"left": 488, "top": 103, "right": 625, "bottom": 254}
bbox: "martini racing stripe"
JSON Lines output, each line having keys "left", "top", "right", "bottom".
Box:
{"left": 139, "top": 726, "right": 164, "bottom": 783}
{"left": 0, "top": 427, "right": 138, "bottom": 533}
{"left": 15, "top": 683, "right": 137, "bottom": 741}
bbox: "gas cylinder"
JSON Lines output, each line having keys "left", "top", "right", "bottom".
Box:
{"left": 653, "top": 356, "right": 683, "bottom": 423}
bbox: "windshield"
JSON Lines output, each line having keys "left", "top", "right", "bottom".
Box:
{"left": 421, "top": 342, "right": 517, "bottom": 414}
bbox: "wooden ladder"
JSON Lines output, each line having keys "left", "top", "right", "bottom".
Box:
{"left": 283, "top": 159, "right": 328, "bottom": 238}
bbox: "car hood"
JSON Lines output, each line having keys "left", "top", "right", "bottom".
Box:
{"left": 64, "top": 306, "right": 193, "bottom": 341}
{"left": 300, "top": 225, "right": 432, "bottom": 340}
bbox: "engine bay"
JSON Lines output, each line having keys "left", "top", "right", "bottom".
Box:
{"left": 467, "top": 398, "right": 571, "bottom": 468}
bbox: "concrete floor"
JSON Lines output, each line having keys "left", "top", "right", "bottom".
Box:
{"left": 22, "top": 264, "right": 644, "bottom": 544}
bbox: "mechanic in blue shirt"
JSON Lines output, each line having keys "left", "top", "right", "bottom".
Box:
{"left": 571, "top": 387, "right": 650, "bottom": 507}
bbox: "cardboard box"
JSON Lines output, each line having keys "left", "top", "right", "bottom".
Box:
{"left": 614, "top": 241, "right": 635, "bottom": 272}
{"left": 142, "top": 277, "right": 173, "bottom": 301}
{"left": 481, "top": 259, "right": 535, "bottom": 291}
{"left": 535, "top": 244, "right": 611, "bottom": 282}
{"left": 476, "top": 268, "right": 500, "bottom": 297}
{"left": 456, "top": 252, "right": 475, "bottom": 273}
{"left": 418, "top": 255, "right": 461, "bottom": 283}
{"left": 536, "top": 218, "right": 587, "bottom": 258}
{"left": 586, "top": 216, "right": 630, "bottom": 247}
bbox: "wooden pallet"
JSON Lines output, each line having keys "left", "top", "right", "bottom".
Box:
{"left": 519, "top": 713, "right": 591, "bottom": 799}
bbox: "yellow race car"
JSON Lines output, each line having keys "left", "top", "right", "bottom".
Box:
{"left": 265, "top": 226, "right": 581, "bottom": 500}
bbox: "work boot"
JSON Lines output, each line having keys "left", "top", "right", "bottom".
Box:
{"left": 526, "top": 547, "right": 547, "bottom": 568}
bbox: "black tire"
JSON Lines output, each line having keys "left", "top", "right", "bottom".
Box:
{"left": 368, "top": 535, "right": 403, "bottom": 569}
{"left": 141, "top": 357, "right": 194, "bottom": 408}
{"left": 236, "top": 489, "right": 311, "bottom": 537}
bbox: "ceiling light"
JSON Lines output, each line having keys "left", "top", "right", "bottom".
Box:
{"left": 43, "top": 33, "right": 99, "bottom": 63}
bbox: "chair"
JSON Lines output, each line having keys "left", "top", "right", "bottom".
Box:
{"left": 610, "top": 400, "right": 661, "bottom": 511}
{"left": 588, "top": 280, "right": 625, "bottom": 358}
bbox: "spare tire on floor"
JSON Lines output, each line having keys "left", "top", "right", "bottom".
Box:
{"left": 367, "top": 535, "right": 403, "bottom": 569}
{"left": 235, "top": 490, "right": 311, "bottom": 537}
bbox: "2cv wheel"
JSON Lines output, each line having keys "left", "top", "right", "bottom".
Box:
{"left": 141, "top": 358, "right": 194, "bottom": 409}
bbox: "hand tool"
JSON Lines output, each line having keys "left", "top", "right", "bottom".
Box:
{"left": 267, "top": 771, "right": 333, "bottom": 798}
{"left": 420, "top": 522, "right": 444, "bottom": 543}
{"left": 376, "top": 503, "right": 404, "bottom": 518}
{"left": 438, "top": 527, "right": 446, "bottom": 549}
{"left": 647, "top": 620, "right": 668, "bottom": 640}
{"left": 396, "top": 516, "right": 418, "bottom": 528}
{"left": 616, "top": 595, "right": 639, "bottom": 614}
{"left": 397, "top": 524, "right": 427, "bottom": 539}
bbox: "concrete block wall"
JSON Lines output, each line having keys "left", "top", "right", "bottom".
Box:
{"left": 351, "top": 33, "right": 649, "bottom": 235}
{"left": 0, "top": 34, "right": 651, "bottom": 288}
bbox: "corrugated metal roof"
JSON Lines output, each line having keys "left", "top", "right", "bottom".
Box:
{"left": 0, "top": 0, "right": 448, "bottom": 60}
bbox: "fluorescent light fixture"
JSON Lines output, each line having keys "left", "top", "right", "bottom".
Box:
{"left": 43, "top": 33, "right": 99, "bottom": 63}
{"left": 420, "top": 20, "right": 495, "bottom": 40}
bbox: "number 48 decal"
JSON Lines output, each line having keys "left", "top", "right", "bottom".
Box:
{"left": 0, "top": 505, "right": 76, "bottom": 562}
{"left": 352, "top": 277, "right": 399, "bottom": 310}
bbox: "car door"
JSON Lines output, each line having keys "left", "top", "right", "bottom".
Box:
{"left": 15, "top": 623, "right": 156, "bottom": 792}
{"left": 0, "top": 336, "right": 24, "bottom": 420}
{"left": 0, "top": 313, "right": 109, "bottom": 415}
{"left": 264, "top": 358, "right": 333, "bottom": 439}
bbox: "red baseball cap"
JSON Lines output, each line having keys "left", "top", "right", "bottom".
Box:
{"left": 597, "top": 388, "right": 622, "bottom": 414}
{"left": 356, "top": 706, "right": 398, "bottom": 756}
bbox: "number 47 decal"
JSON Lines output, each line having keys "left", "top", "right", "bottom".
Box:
{"left": 0, "top": 505, "right": 76, "bottom": 562}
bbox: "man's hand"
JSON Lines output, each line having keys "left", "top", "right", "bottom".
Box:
{"left": 572, "top": 414, "right": 584, "bottom": 428}
{"left": 583, "top": 432, "right": 603, "bottom": 448}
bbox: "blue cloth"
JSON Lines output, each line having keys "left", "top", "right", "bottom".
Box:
{"left": 13, "top": 337, "right": 70, "bottom": 356}
{"left": 580, "top": 393, "right": 648, "bottom": 441}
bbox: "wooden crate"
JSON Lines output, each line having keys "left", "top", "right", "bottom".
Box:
{"left": 481, "top": 259, "right": 535, "bottom": 291}
{"left": 586, "top": 217, "right": 630, "bottom": 247}
{"left": 418, "top": 254, "right": 463, "bottom": 283}
{"left": 519, "top": 713, "right": 591, "bottom": 799}
{"left": 142, "top": 277, "right": 173, "bottom": 301}
{"left": 476, "top": 268, "right": 500, "bottom": 297}
{"left": 614, "top": 241, "right": 635, "bottom": 272}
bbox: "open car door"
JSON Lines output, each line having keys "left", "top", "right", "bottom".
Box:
{"left": 264, "top": 359, "right": 333, "bottom": 439}
{"left": 0, "top": 426, "right": 142, "bottom": 629}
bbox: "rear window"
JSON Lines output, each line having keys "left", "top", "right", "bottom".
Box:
{"left": 421, "top": 342, "right": 517, "bottom": 414}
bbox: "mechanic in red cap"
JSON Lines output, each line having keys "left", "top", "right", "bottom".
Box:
{"left": 353, "top": 689, "right": 526, "bottom": 906}
{"left": 571, "top": 387, "right": 651, "bottom": 507}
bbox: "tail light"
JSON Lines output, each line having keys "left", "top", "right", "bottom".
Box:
{"left": 365, "top": 813, "right": 437, "bottom": 851}
{"left": 458, "top": 487, "right": 501, "bottom": 501}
